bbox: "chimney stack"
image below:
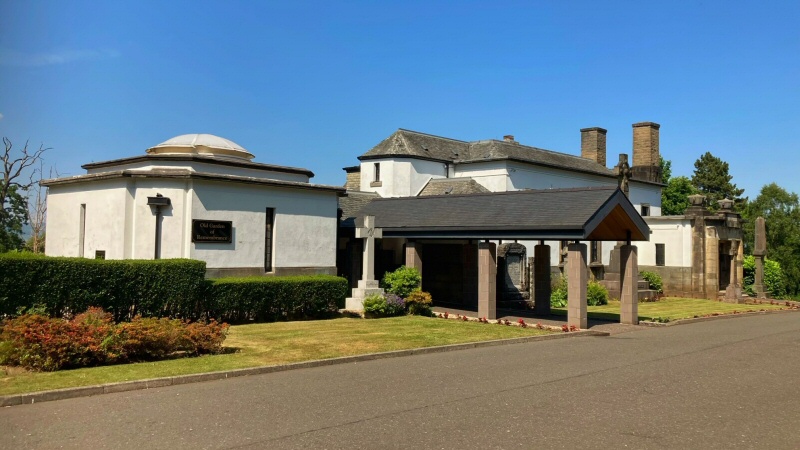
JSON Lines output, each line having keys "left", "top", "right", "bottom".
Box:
{"left": 503, "top": 135, "right": 516, "bottom": 143}
{"left": 631, "top": 122, "right": 662, "bottom": 183}
{"left": 580, "top": 127, "right": 607, "bottom": 167}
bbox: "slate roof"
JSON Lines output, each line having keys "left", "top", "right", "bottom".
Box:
{"left": 418, "top": 178, "right": 490, "bottom": 196}
{"left": 338, "top": 191, "right": 380, "bottom": 226}
{"left": 353, "top": 186, "right": 649, "bottom": 241}
{"left": 358, "top": 129, "right": 616, "bottom": 178}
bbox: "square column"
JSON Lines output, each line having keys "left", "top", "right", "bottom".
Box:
{"left": 620, "top": 244, "right": 639, "bottom": 325}
{"left": 478, "top": 242, "right": 497, "bottom": 320}
{"left": 567, "top": 243, "right": 587, "bottom": 329}
{"left": 405, "top": 241, "right": 422, "bottom": 272}
{"left": 533, "top": 244, "right": 551, "bottom": 316}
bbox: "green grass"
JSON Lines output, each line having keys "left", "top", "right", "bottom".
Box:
{"left": 0, "top": 316, "right": 552, "bottom": 396}
{"left": 553, "top": 297, "right": 789, "bottom": 322}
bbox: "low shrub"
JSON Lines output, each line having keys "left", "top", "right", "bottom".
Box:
{"left": 550, "top": 276, "right": 568, "bottom": 308}
{"left": 640, "top": 271, "right": 663, "bottom": 294}
{"left": 363, "top": 293, "right": 405, "bottom": 317}
{"left": 0, "top": 308, "right": 229, "bottom": 371}
{"left": 405, "top": 290, "right": 433, "bottom": 316}
{"left": 208, "top": 275, "right": 348, "bottom": 323}
{"left": 381, "top": 266, "right": 421, "bottom": 298}
{"left": 743, "top": 255, "right": 787, "bottom": 298}
{"left": 550, "top": 276, "right": 608, "bottom": 306}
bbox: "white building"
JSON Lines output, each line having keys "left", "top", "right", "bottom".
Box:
{"left": 43, "top": 134, "right": 344, "bottom": 277}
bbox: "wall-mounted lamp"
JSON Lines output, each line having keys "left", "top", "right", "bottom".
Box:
{"left": 147, "top": 194, "right": 171, "bottom": 259}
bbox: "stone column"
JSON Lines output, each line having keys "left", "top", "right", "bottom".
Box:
{"left": 724, "top": 240, "right": 743, "bottom": 303}
{"left": 478, "top": 242, "right": 497, "bottom": 320}
{"left": 567, "top": 243, "right": 587, "bottom": 329}
{"left": 533, "top": 244, "right": 551, "bottom": 316}
{"left": 345, "top": 215, "right": 385, "bottom": 310}
{"left": 620, "top": 245, "right": 639, "bottom": 325}
{"left": 753, "top": 216, "right": 767, "bottom": 298}
{"left": 704, "top": 227, "right": 719, "bottom": 299}
{"left": 405, "top": 241, "right": 422, "bottom": 272}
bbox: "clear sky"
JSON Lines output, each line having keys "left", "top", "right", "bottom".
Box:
{"left": 1, "top": 1, "right": 798, "bottom": 198}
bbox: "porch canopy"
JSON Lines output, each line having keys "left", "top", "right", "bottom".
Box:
{"left": 347, "top": 186, "right": 649, "bottom": 328}
{"left": 354, "top": 186, "right": 649, "bottom": 241}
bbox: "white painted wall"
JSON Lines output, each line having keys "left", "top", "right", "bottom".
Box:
{"left": 641, "top": 218, "right": 693, "bottom": 267}
{"left": 360, "top": 158, "right": 446, "bottom": 197}
{"left": 507, "top": 162, "right": 613, "bottom": 191}
{"left": 453, "top": 161, "right": 510, "bottom": 192}
{"left": 629, "top": 182, "right": 663, "bottom": 217}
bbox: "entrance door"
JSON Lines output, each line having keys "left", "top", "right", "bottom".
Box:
{"left": 718, "top": 241, "right": 731, "bottom": 290}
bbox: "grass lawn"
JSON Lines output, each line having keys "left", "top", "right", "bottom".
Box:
{"left": 553, "top": 297, "right": 790, "bottom": 322}
{"left": 0, "top": 316, "right": 552, "bottom": 396}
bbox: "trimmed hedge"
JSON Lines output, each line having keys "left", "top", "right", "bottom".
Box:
{"left": 0, "top": 253, "right": 207, "bottom": 321}
{"left": 208, "top": 275, "right": 348, "bottom": 323}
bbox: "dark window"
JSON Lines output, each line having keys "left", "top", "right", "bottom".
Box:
{"left": 374, "top": 163, "right": 381, "bottom": 182}
{"left": 95, "top": 250, "right": 105, "bottom": 260}
{"left": 265, "top": 208, "right": 275, "bottom": 272}
{"left": 590, "top": 241, "right": 600, "bottom": 263}
{"left": 641, "top": 204, "right": 650, "bottom": 217}
{"left": 656, "top": 243, "right": 665, "bottom": 266}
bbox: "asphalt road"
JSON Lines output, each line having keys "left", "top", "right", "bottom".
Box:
{"left": 2, "top": 312, "right": 800, "bottom": 449}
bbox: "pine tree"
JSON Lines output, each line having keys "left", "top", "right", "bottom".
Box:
{"left": 691, "top": 152, "right": 745, "bottom": 211}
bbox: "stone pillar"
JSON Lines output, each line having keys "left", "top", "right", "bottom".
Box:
{"left": 405, "top": 241, "right": 422, "bottom": 272}
{"left": 345, "top": 216, "right": 384, "bottom": 310}
{"left": 620, "top": 245, "right": 639, "bottom": 325}
{"left": 724, "top": 240, "right": 743, "bottom": 303}
{"left": 753, "top": 216, "right": 767, "bottom": 298}
{"left": 704, "top": 227, "right": 719, "bottom": 299}
{"left": 533, "top": 244, "right": 551, "bottom": 316}
{"left": 567, "top": 243, "right": 587, "bottom": 329}
{"left": 478, "top": 242, "right": 497, "bottom": 320}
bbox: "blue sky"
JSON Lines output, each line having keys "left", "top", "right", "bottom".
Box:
{"left": 1, "top": 1, "right": 798, "bottom": 198}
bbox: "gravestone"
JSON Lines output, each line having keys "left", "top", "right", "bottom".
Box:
{"left": 497, "top": 243, "right": 530, "bottom": 308}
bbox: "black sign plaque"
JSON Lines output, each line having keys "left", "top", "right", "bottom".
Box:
{"left": 192, "top": 220, "right": 233, "bottom": 243}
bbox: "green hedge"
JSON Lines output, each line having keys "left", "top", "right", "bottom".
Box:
{"left": 0, "top": 253, "right": 207, "bottom": 321}
{"left": 208, "top": 275, "right": 348, "bottom": 323}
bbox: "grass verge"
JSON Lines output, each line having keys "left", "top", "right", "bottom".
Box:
{"left": 553, "top": 297, "right": 789, "bottom": 322}
{"left": 0, "top": 316, "right": 552, "bottom": 396}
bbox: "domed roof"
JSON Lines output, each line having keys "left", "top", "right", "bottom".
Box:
{"left": 146, "top": 134, "right": 255, "bottom": 160}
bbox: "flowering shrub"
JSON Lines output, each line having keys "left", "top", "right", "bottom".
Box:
{"left": 362, "top": 293, "right": 405, "bottom": 317}
{"left": 381, "top": 266, "right": 422, "bottom": 298}
{"left": 0, "top": 308, "right": 229, "bottom": 371}
{"left": 404, "top": 290, "right": 433, "bottom": 316}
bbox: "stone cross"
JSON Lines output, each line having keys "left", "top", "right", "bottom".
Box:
{"left": 615, "top": 153, "right": 631, "bottom": 197}
{"left": 355, "top": 215, "right": 382, "bottom": 282}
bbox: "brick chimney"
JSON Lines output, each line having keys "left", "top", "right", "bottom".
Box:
{"left": 631, "top": 122, "right": 662, "bottom": 183}
{"left": 503, "top": 135, "right": 516, "bottom": 143}
{"left": 580, "top": 127, "right": 607, "bottom": 167}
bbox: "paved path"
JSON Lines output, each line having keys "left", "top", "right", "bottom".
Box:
{"left": 2, "top": 313, "right": 799, "bottom": 449}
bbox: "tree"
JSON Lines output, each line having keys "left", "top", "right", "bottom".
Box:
{"left": 1, "top": 137, "right": 48, "bottom": 252}
{"left": 660, "top": 157, "right": 698, "bottom": 215}
{"left": 742, "top": 183, "right": 800, "bottom": 297}
{"left": 691, "top": 152, "right": 745, "bottom": 211}
{"left": 25, "top": 160, "right": 55, "bottom": 253}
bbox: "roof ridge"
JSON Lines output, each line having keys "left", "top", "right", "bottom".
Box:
{"left": 396, "top": 128, "right": 469, "bottom": 143}
{"left": 373, "top": 186, "right": 617, "bottom": 201}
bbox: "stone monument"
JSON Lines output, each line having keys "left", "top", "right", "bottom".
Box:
{"left": 345, "top": 215, "right": 385, "bottom": 310}
{"left": 753, "top": 216, "right": 768, "bottom": 299}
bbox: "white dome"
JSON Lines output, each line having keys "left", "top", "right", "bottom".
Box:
{"left": 147, "top": 134, "right": 255, "bottom": 160}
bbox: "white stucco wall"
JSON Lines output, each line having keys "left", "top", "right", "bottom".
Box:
{"left": 629, "top": 182, "right": 663, "bottom": 217}
{"left": 453, "top": 161, "right": 510, "bottom": 192}
{"left": 360, "top": 158, "right": 447, "bottom": 197}
{"left": 641, "top": 217, "right": 693, "bottom": 267}
{"left": 507, "top": 163, "right": 613, "bottom": 191}
{"left": 190, "top": 181, "right": 337, "bottom": 269}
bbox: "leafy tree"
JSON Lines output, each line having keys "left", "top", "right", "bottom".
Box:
{"left": 0, "top": 184, "right": 27, "bottom": 252}
{"left": 659, "top": 157, "right": 698, "bottom": 215}
{"left": 691, "top": 152, "right": 744, "bottom": 211}
{"left": 742, "top": 183, "right": 800, "bottom": 296}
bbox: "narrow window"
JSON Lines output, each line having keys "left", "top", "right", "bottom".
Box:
{"left": 641, "top": 204, "right": 650, "bottom": 217}
{"left": 374, "top": 163, "right": 381, "bottom": 182}
{"left": 265, "top": 208, "right": 275, "bottom": 272}
{"left": 656, "top": 243, "right": 665, "bottom": 266}
{"left": 95, "top": 250, "right": 106, "bottom": 260}
{"left": 79, "top": 204, "right": 86, "bottom": 257}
